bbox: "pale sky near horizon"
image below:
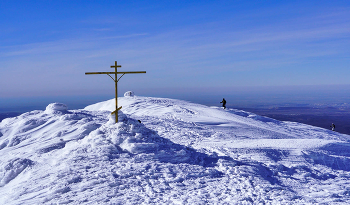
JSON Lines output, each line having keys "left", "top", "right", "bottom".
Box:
{"left": 0, "top": 0, "right": 349, "bottom": 98}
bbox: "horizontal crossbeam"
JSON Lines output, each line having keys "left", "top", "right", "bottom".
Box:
{"left": 118, "top": 71, "right": 146, "bottom": 74}
{"left": 85, "top": 71, "right": 146, "bottom": 75}
{"left": 85, "top": 72, "right": 115, "bottom": 75}
{"left": 110, "top": 65, "right": 122, "bottom": 68}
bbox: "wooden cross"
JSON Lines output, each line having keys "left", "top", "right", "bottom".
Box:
{"left": 85, "top": 61, "right": 146, "bottom": 123}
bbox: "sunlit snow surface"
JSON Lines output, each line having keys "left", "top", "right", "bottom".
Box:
{"left": 1, "top": 95, "right": 350, "bottom": 204}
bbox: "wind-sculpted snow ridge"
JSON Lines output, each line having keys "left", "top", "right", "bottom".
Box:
{"left": 0, "top": 102, "right": 265, "bottom": 204}
{"left": 1, "top": 97, "right": 350, "bottom": 204}
{"left": 85, "top": 95, "right": 350, "bottom": 203}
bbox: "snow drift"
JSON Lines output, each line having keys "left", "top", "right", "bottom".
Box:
{"left": 1, "top": 93, "right": 350, "bottom": 204}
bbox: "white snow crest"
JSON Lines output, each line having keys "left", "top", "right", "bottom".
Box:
{"left": 0, "top": 158, "right": 33, "bottom": 187}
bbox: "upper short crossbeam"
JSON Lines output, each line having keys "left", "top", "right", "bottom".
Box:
{"left": 110, "top": 64, "right": 122, "bottom": 68}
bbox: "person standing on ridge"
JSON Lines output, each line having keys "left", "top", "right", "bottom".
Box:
{"left": 220, "top": 98, "right": 226, "bottom": 109}
{"left": 331, "top": 123, "right": 335, "bottom": 131}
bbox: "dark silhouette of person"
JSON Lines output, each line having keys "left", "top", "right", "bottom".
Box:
{"left": 220, "top": 98, "right": 226, "bottom": 109}
{"left": 330, "top": 123, "right": 335, "bottom": 131}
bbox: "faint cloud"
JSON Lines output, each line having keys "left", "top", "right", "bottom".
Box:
{"left": 93, "top": 28, "right": 113, "bottom": 31}
{"left": 102, "top": 33, "right": 148, "bottom": 39}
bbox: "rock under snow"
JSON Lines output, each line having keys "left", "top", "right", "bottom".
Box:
{"left": 45, "top": 102, "right": 68, "bottom": 114}
{"left": 124, "top": 91, "right": 134, "bottom": 97}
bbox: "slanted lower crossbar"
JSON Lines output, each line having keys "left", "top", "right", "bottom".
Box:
{"left": 111, "top": 106, "right": 122, "bottom": 115}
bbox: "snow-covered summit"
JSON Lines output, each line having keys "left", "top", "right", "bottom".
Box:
{"left": 1, "top": 94, "right": 350, "bottom": 204}
{"left": 86, "top": 94, "right": 348, "bottom": 142}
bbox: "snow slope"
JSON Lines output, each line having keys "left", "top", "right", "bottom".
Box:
{"left": 1, "top": 94, "right": 350, "bottom": 204}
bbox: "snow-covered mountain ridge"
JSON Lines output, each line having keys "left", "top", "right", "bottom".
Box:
{"left": 1, "top": 94, "right": 350, "bottom": 204}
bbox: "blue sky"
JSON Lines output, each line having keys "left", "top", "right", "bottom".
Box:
{"left": 0, "top": 0, "right": 349, "bottom": 99}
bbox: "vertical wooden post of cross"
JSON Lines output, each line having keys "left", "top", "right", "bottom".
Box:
{"left": 111, "top": 61, "right": 121, "bottom": 122}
